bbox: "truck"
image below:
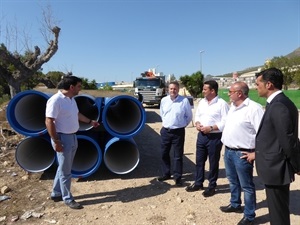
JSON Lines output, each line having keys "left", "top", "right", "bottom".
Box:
{"left": 133, "top": 68, "right": 167, "bottom": 106}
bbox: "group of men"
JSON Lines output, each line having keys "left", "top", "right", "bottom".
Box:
{"left": 44, "top": 68, "right": 298, "bottom": 225}
{"left": 157, "top": 68, "right": 299, "bottom": 225}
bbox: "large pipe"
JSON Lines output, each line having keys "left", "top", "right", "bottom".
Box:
{"left": 104, "top": 137, "right": 139, "bottom": 174}
{"left": 74, "top": 95, "right": 102, "bottom": 131}
{"left": 102, "top": 95, "right": 146, "bottom": 138}
{"left": 6, "top": 90, "right": 50, "bottom": 136}
{"left": 15, "top": 136, "right": 55, "bottom": 172}
{"left": 71, "top": 135, "right": 102, "bottom": 178}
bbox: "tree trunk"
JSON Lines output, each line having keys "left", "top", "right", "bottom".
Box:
{"left": 0, "top": 26, "right": 60, "bottom": 99}
{"left": 7, "top": 80, "right": 21, "bottom": 98}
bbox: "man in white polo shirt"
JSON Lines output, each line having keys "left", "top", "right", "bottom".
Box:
{"left": 45, "top": 75, "right": 99, "bottom": 209}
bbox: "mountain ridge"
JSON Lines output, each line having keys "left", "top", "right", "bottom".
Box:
{"left": 219, "top": 47, "right": 300, "bottom": 77}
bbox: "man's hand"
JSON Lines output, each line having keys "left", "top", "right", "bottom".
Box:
{"left": 90, "top": 120, "right": 100, "bottom": 128}
{"left": 53, "top": 140, "right": 63, "bottom": 152}
{"left": 240, "top": 151, "right": 255, "bottom": 163}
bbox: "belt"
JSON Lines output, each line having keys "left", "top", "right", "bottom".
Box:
{"left": 225, "top": 146, "right": 255, "bottom": 152}
{"left": 57, "top": 132, "right": 76, "bottom": 135}
{"left": 200, "top": 131, "right": 222, "bottom": 136}
{"left": 163, "top": 127, "right": 184, "bottom": 132}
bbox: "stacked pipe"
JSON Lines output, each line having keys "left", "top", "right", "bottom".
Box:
{"left": 6, "top": 90, "right": 146, "bottom": 178}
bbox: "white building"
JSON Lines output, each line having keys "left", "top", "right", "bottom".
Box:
{"left": 216, "top": 68, "right": 262, "bottom": 89}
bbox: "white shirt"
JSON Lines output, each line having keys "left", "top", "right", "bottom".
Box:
{"left": 194, "top": 96, "right": 229, "bottom": 132}
{"left": 160, "top": 95, "right": 193, "bottom": 129}
{"left": 221, "top": 98, "right": 264, "bottom": 149}
{"left": 45, "top": 91, "right": 79, "bottom": 134}
{"left": 267, "top": 90, "right": 282, "bottom": 104}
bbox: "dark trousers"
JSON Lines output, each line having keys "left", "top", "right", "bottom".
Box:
{"left": 265, "top": 184, "right": 290, "bottom": 225}
{"left": 195, "top": 132, "right": 223, "bottom": 189}
{"left": 160, "top": 127, "right": 185, "bottom": 180}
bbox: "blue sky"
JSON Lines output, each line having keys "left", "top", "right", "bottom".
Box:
{"left": 1, "top": 0, "right": 299, "bottom": 83}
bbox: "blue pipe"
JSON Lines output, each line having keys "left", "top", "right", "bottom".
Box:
{"left": 15, "top": 136, "right": 55, "bottom": 172}
{"left": 71, "top": 135, "right": 102, "bottom": 178}
{"left": 6, "top": 90, "right": 51, "bottom": 136}
{"left": 102, "top": 95, "right": 146, "bottom": 138}
{"left": 74, "top": 95, "right": 102, "bottom": 131}
{"left": 104, "top": 137, "right": 139, "bottom": 174}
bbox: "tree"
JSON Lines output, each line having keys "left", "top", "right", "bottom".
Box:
{"left": 80, "top": 77, "right": 98, "bottom": 90}
{"left": 102, "top": 83, "right": 113, "bottom": 91}
{"left": 0, "top": 6, "right": 60, "bottom": 98}
{"left": 290, "top": 56, "right": 300, "bottom": 88}
{"left": 179, "top": 71, "right": 204, "bottom": 98}
{"left": 263, "top": 56, "right": 298, "bottom": 90}
{"left": 21, "top": 71, "right": 45, "bottom": 90}
{"left": 44, "top": 71, "right": 66, "bottom": 88}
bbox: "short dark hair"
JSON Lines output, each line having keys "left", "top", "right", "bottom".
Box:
{"left": 255, "top": 67, "right": 283, "bottom": 90}
{"left": 204, "top": 80, "right": 218, "bottom": 94}
{"left": 169, "top": 81, "right": 180, "bottom": 89}
{"left": 57, "top": 75, "right": 82, "bottom": 90}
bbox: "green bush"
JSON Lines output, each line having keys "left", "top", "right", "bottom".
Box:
{"left": 0, "top": 94, "right": 10, "bottom": 105}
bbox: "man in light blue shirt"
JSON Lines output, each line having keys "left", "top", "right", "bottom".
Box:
{"left": 157, "top": 81, "right": 193, "bottom": 186}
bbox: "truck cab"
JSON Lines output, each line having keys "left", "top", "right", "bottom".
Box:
{"left": 133, "top": 72, "right": 166, "bottom": 106}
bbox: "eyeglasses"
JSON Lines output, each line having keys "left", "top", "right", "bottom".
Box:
{"left": 228, "top": 90, "right": 240, "bottom": 94}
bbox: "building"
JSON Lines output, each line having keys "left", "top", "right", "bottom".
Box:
{"left": 96, "top": 82, "right": 116, "bottom": 89}
{"left": 216, "top": 68, "right": 261, "bottom": 89}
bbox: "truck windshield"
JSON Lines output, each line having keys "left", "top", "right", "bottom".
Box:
{"left": 135, "top": 79, "right": 161, "bottom": 87}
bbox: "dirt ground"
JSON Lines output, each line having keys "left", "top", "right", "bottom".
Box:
{"left": 0, "top": 96, "right": 299, "bottom": 225}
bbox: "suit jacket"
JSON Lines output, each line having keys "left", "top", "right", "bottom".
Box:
{"left": 255, "top": 93, "right": 298, "bottom": 185}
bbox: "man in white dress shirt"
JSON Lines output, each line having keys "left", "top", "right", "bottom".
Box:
{"left": 186, "top": 80, "right": 229, "bottom": 197}
{"left": 220, "top": 81, "right": 264, "bottom": 225}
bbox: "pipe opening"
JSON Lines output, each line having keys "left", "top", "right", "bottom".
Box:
{"left": 7, "top": 91, "right": 49, "bottom": 136}
{"left": 72, "top": 135, "right": 102, "bottom": 178}
{"left": 15, "top": 137, "right": 55, "bottom": 172}
{"left": 75, "top": 95, "right": 100, "bottom": 131}
{"left": 104, "top": 138, "right": 139, "bottom": 174}
{"left": 103, "top": 96, "right": 143, "bottom": 136}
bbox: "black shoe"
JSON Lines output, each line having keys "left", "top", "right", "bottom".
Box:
{"left": 185, "top": 183, "right": 204, "bottom": 192}
{"left": 237, "top": 217, "right": 254, "bottom": 225}
{"left": 220, "top": 204, "right": 243, "bottom": 213}
{"left": 202, "top": 188, "right": 215, "bottom": 197}
{"left": 65, "top": 200, "right": 83, "bottom": 209}
{"left": 50, "top": 196, "right": 63, "bottom": 202}
{"left": 174, "top": 178, "right": 182, "bottom": 187}
{"left": 157, "top": 175, "right": 171, "bottom": 182}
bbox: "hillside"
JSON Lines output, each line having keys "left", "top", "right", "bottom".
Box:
{"left": 219, "top": 47, "right": 300, "bottom": 77}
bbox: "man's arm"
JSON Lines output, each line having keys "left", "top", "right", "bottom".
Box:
{"left": 78, "top": 113, "right": 100, "bottom": 128}
{"left": 45, "top": 117, "right": 63, "bottom": 152}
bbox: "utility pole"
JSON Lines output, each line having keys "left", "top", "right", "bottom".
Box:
{"left": 200, "top": 50, "right": 205, "bottom": 73}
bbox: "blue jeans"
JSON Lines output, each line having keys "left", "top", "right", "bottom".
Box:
{"left": 51, "top": 134, "right": 78, "bottom": 203}
{"left": 224, "top": 147, "right": 256, "bottom": 221}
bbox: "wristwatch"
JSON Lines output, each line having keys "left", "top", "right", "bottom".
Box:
{"left": 210, "top": 126, "right": 213, "bottom": 132}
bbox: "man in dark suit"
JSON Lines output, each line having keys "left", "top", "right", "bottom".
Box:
{"left": 255, "top": 68, "right": 298, "bottom": 225}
